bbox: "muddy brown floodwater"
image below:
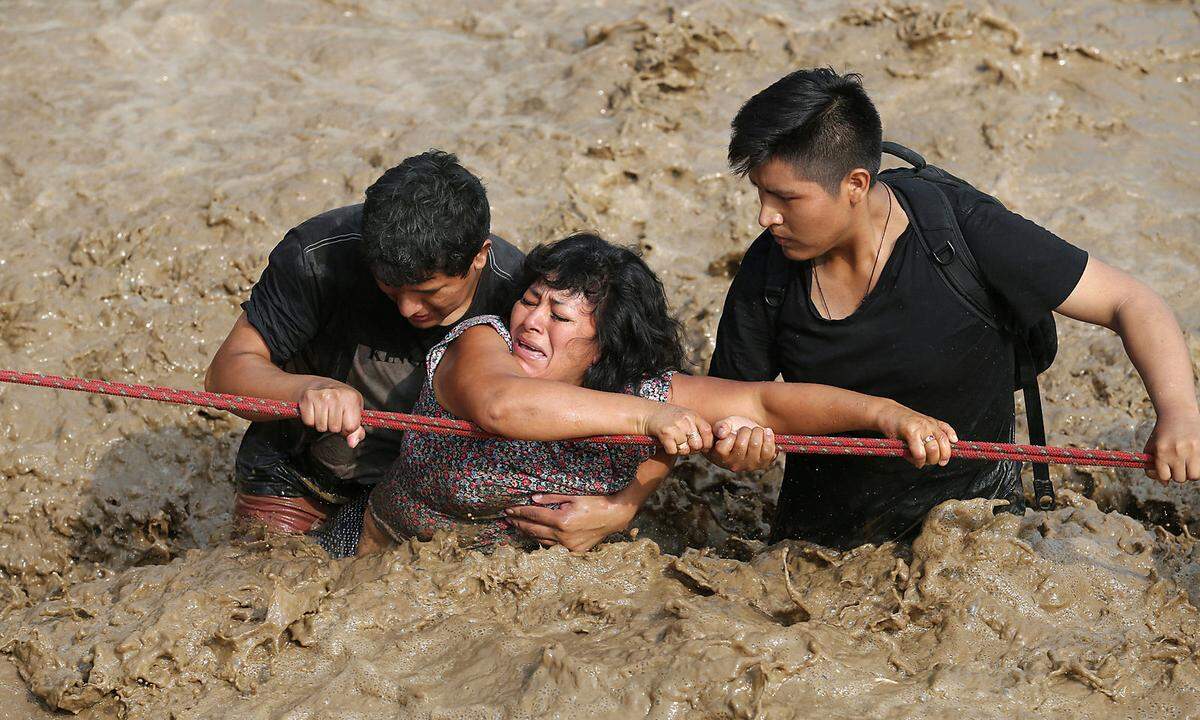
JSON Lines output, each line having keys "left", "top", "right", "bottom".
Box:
{"left": 0, "top": 0, "right": 1198, "bottom": 718}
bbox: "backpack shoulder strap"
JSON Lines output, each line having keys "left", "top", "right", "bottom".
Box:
{"left": 882, "top": 144, "right": 1054, "bottom": 508}
{"left": 885, "top": 172, "right": 1004, "bottom": 332}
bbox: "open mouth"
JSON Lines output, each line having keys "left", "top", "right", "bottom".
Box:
{"left": 514, "top": 337, "right": 546, "bottom": 360}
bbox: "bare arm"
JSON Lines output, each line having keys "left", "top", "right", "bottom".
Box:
{"left": 1055, "top": 257, "right": 1200, "bottom": 482}
{"left": 671, "top": 374, "right": 957, "bottom": 467}
{"left": 670, "top": 375, "right": 883, "bottom": 432}
{"left": 433, "top": 325, "right": 712, "bottom": 454}
{"left": 204, "top": 312, "right": 366, "bottom": 445}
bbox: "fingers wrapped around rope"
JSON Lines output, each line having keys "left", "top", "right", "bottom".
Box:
{"left": 901, "top": 419, "right": 956, "bottom": 468}
{"left": 661, "top": 413, "right": 713, "bottom": 456}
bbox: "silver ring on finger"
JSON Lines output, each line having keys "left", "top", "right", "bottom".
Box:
{"left": 688, "top": 430, "right": 701, "bottom": 442}
{"left": 923, "top": 435, "right": 936, "bottom": 445}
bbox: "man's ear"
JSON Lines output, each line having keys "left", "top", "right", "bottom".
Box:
{"left": 471, "top": 238, "right": 492, "bottom": 271}
{"left": 844, "top": 168, "right": 872, "bottom": 206}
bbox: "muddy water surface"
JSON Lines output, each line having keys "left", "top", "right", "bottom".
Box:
{"left": 0, "top": 0, "right": 1198, "bottom": 717}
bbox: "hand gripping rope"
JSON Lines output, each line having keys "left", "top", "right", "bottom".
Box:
{"left": 0, "top": 369, "right": 1152, "bottom": 470}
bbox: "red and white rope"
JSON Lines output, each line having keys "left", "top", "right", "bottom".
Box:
{"left": 0, "top": 369, "right": 1152, "bottom": 470}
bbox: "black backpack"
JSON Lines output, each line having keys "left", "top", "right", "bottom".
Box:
{"left": 762, "top": 141, "right": 1058, "bottom": 509}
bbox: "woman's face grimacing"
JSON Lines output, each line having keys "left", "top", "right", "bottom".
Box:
{"left": 508, "top": 281, "right": 600, "bottom": 385}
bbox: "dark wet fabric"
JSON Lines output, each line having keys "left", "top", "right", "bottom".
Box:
{"left": 309, "top": 493, "right": 368, "bottom": 558}
{"left": 233, "top": 203, "right": 524, "bottom": 501}
{"left": 710, "top": 181, "right": 1087, "bottom": 549}
{"left": 233, "top": 492, "right": 331, "bottom": 535}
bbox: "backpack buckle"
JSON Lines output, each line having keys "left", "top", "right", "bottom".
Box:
{"left": 931, "top": 242, "right": 955, "bottom": 266}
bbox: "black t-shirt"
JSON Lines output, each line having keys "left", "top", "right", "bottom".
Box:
{"left": 236, "top": 203, "right": 525, "bottom": 488}
{"left": 709, "top": 183, "right": 1088, "bottom": 549}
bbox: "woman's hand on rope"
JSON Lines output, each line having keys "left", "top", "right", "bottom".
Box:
{"left": 1144, "top": 412, "right": 1200, "bottom": 483}
{"left": 708, "top": 416, "right": 778, "bottom": 472}
{"left": 873, "top": 401, "right": 958, "bottom": 468}
{"left": 504, "top": 494, "right": 636, "bottom": 552}
{"left": 296, "top": 378, "right": 366, "bottom": 448}
{"left": 641, "top": 404, "right": 713, "bottom": 456}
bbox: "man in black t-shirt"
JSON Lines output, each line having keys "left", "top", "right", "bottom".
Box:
{"left": 205, "top": 150, "right": 524, "bottom": 533}
{"left": 708, "top": 69, "right": 1200, "bottom": 549}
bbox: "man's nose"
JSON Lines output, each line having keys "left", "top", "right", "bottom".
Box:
{"left": 396, "top": 294, "right": 424, "bottom": 318}
{"left": 758, "top": 203, "right": 782, "bottom": 229}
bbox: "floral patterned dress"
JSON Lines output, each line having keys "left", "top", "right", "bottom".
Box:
{"left": 367, "top": 315, "right": 673, "bottom": 549}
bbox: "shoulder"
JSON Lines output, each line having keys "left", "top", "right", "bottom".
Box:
{"left": 268, "top": 204, "right": 365, "bottom": 277}
{"left": 928, "top": 179, "right": 1066, "bottom": 250}
{"left": 442, "top": 315, "right": 512, "bottom": 351}
{"left": 470, "top": 235, "right": 526, "bottom": 318}
{"left": 929, "top": 180, "right": 1004, "bottom": 226}
{"left": 624, "top": 370, "right": 676, "bottom": 403}
{"left": 885, "top": 172, "right": 997, "bottom": 226}
{"left": 486, "top": 234, "right": 524, "bottom": 280}
{"left": 285, "top": 204, "right": 364, "bottom": 253}
{"left": 426, "top": 315, "right": 511, "bottom": 380}
{"left": 885, "top": 172, "right": 1028, "bottom": 255}
{"left": 721, "top": 230, "right": 776, "bottom": 298}
{"left": 738, "top": 230, "right": 776, "bottom": 275}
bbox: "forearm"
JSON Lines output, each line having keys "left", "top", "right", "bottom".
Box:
{"left": 757, "top": 383, "right": 895, "bottom": 435}
{"left": 1112, "top": 292, "right": 1199, "bottom": 419}
{"left": 609, "top": 453, "right": 671, "bottom": 511}
{"left": 675, "top": 375, "right": 892, "bottom": 435}
{"left": 204, "top": 351, "right": 326, "bottom": 422}
{"left": 473, "top": 378, "right": 660, "bottom": 440}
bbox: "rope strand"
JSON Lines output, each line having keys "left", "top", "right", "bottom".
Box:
{"left": 0, "top": 369, "right": 1152, "bottom": 470}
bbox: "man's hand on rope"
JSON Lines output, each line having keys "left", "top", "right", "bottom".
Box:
{"left": 873, "top": 401, "right": 959, "bottom": 468}
{"left": 1145, "top": 412, "right": 1200, "bottom": 483}
{"left": 296, "top": 378, "right": 366, "bottom": 448}
{"left": 707, "top": 416, "right": 778, "bottom": 473}
{"left": 0, "top": 371, "right": 1162, "bottom": 470}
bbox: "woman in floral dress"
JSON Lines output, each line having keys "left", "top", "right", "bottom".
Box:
{"left": 316, "top": 233, "right": 956, "bottom": 557}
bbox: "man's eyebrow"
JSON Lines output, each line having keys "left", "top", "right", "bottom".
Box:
{"left": 748, "top": 176, "right": 787, "bottom": 195}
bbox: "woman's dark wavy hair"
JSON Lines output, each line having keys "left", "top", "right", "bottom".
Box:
{"left": 520, "top": 233, "right": 684, "bottom": 393}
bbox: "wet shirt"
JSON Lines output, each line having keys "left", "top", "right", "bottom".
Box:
{"left": 368, "top": 315, "right": 671, "bottom": 548}
{"left": 236, "top": 204, "right": 524, "bottom": 491}
{"left": 709, "top": 182, "right": 1088, "bottom": 549}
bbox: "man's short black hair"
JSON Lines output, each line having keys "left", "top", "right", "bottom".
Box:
{"left": 728, "top": 68, "right": 882, "bottom": 194}
{"left": 361, "top": 149, "right": 490, "bottom": 286}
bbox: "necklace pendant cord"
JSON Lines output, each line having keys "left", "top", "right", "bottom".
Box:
{"left": 813, "top": 183, "right": 894, "bottom": 319}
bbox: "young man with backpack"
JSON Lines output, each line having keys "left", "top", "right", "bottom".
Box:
{"left": 708, "top": 68, "right": 1200, "bottom": 549}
